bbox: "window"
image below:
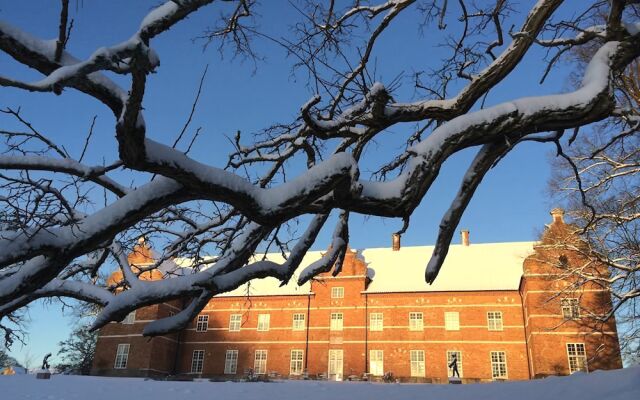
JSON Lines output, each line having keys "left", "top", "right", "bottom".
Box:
{"left": 330, "top": 313, "right": 343, "bottom": 331}
{"left": 196, "top": 314, "right": 209, "bottom": 332}
{"left": 292, "top": 313, "right": 306, "bottom": 331}
{"left": 487, "top": 311, "right": 503, "bottom": 331}
{"left": 490, "top": 351, "right": 508, "bottom": 379}
{"left": 567, "top": 343, "right": 588, "bottom": 373}
{"left": 229, "top": 314, "right": 242, "bottom": 332}
{"left": 370, "top": 313, "right": 383, "bottom": 331}
{"left": 444, "top": 312, "right": 460, "bottom": 331}
{"left": 114, "top": 344, "right": 130, "bottom": 369}
{"left": 446, "top": 351, "right": 463, "bottom": 378}
{"left": 410, "top": 350, "right": 425, "bottom": 377}
{"left": 257, "top": 314, "right": 270, "bottom": 331}
{"left": 191, "top": 350, "right": 205, "bottom": 374}
{"left": 122, "top": 311, "right": 136, "bottom": 325}
{"left": 254, "top": 350, "right": 268, "bottom": 374}
{"left": 409, "top": 312, "right": 424, "bottom": 331}
{"left": 331, "top": 287, "right": 344, "bottom": 299}
{"left": 290, "top": 350, "right": 304, "bottom": 375}
{"left": 370, "top": 350, "right": 384, "bottom": 376}
{"left": 561, "top": 298, "right": 580, "bottom": 319}
{"left": 224, "top": 350, "right": 239, "bottom": 374}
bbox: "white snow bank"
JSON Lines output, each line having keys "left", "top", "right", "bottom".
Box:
{"left": 0, "top": 367, "right": 638, "bottom": 400}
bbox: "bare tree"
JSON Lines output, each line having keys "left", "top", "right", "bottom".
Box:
{"left": 0, "top": 0, "right": 639, "bottom": 345}
{"left": 21, "top": 349, "right": 36, "bottom": 374}
{"left": 550, "top": 57, "right": 640, "bottom": 364}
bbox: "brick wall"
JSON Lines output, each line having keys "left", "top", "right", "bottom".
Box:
{"left": 520, "top": 213, "right": 623, "bottom": 377}
{"left": 93, "top": 220, "right": 623, "bottom": 381}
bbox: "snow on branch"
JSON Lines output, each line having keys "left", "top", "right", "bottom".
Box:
{"left": 1, "top": 0, "right": 640, "bottom": 336}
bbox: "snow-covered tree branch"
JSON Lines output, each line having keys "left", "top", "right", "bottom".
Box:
{"left": 1, "top": 0, "right": 639, "bottom": 343}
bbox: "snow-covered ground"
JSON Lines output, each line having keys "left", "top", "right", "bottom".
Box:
{"left": 1, "top": 367, "right": 638, "bottom": 400}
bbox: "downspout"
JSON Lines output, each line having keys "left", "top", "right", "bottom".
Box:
{"left": 365, "top": 292, "right": 369, "bottom": 375}
{"left": 171, "top": 298, "right": 187, "bottom": 376}
{"left": 305, "top": 292, "right": 311, "bottom": 373}
{"left": 518, "top": 278, "right": 533, "bottom": 379}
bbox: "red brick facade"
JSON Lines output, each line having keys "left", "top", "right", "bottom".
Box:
{"left": 92, "top": 212, "right": 622, "bottom": 381}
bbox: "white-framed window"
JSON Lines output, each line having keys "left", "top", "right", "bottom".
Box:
{"left": 114, "top": 343, "right": 130, "bottom": 369}
{"left": 229, "top": 314, "right": 242, "bottom": 332}
{"left": 254, "top": 350, "right": 268, "bottom": 375}
{"left": 487, "top": 311, "right": 503, "bottom": 331}
{"left": 490, "top": 351, "right": 508, "bottom": 379}
{"left": 330, "top": 313, "right": 343, "bottom": 331}
{"left": 369, "top": 350, "right": 384, "bottom": 376}
{"left": 224, "top": 350, "right": 239, "bottom": 374}
{"left": 567, "top": 343, "right": 588, "bottom": 373}
{"left": 191, "top": 350, "right": 205, "bottom": 374}
{"left": 196, "top": 314, "right": 209, "bottom": 332}
{"left": 410, "top": 350, "right": 425, "bottom": 377}
{"left": 446, "top": 350, "right": 463, "bottom": 378}
{"left": 561, "top": 298, "right": 580, "bottom": 319}
{"left": 409, "top": 312, "right": 424, "bottom": 331}
{"left": 444, "top": 312, "right": 460, "bottom": 331}
{"left": 290, "top": 350, "right": 304, "bottom": 375}
{"left": 292, "top": 313, "right": 306, "bottom": 331}
{"left": 122, "top": 311, "right": 136, "bottom": 324}
{"left": 257, "top": 314, "right": 270, "bottom": 331}
{"left": 370, "top": 313, "right": 383, "bottom": 331}
{"left": 331, "top": 287, "right": 344, "bottom": 299}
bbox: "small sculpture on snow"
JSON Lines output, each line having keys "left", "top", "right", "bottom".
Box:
{"left": 41, "top": 353, "right": 51, "bottom": 370}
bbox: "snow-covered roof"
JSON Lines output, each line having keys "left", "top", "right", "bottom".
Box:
{"left": 362, "top": 242, "right": 535, "bottom": 293}
{"left": 215, "top": 251, "right": 321, "bottom": 297}
{"left": 209, "top": 241, "right": 535, "bottom": 297}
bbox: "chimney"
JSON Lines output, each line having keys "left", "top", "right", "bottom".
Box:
{"left": 550, "top": 208, "right": 565, "bottom": 224}
{"left": 461, "top": 229, "right": 470, "bottom": 246}
{"left": 392, "top": 233, "right": 401, "bottom": 251}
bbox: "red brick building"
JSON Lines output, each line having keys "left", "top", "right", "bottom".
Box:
{"left": 92, "top": 210, "right": 622, "bottom": 381}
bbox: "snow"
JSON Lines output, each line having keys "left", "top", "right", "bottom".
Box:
{"left": 140, "top": 1, "right": 179, "bottom": 31}
{"left": 0, "top": 367, "right": 638, "bottom": 400}
{"left": 625, "top": 22, "right": 640, "bottom": 35}
{"left": 144, "top": 139, "right": 356, "bottom": 215}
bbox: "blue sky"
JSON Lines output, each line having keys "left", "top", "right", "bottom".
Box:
{"left": 0, "top": 1, "right": 581, "bottom": 364}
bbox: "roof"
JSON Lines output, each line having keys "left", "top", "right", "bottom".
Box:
{"left": 214, "top": 251, "right": 320, "bottom": 297}
{"left": 362, "top": 242, "right": 535, "bottom": 293}
{"left": 205, "top": 241, "right": 535, "bottom": 297}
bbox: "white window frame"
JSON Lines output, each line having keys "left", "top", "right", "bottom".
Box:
{"left": 410, "top": 350, "right": 425, "bottom": 377}
{"left": 114, "top": 343, "right": 130, "bottom": 369}
{"left": 196, "top": 314, "right": 209, "bottom": 332}
{"left": 224, "top": 349, "right": 239, "bottom": 374}
{"left": 409, "top": 312, "right": 424, "bottom": 331}
{"left": 446, "top": 350, "right": 463, "bottom": 378}
{"left": 490, "top": 351, "right": 508, "bottom": 380}
{"left": 254, "top": 350, "right": 268, "bottom": 375}
{"left": 331, "top": 287, "right": 344, "bottom": 299}
{"left": 487, "top": 311, "right": 504, "bottom": 331}
{"left": 257, "top": 314, "right": 270, "bottom": 332}
{"left": 191, "top": 350, "right": 205, "bottom": 374}
{"left": 290, "top": 350, "right": 304, "bottom": 375}
{"left": 292, "top": 313, "right": 306, "bottom": 331}
{"left": 122, "top": 311, "right": 136, "bottom": 325}
{"left": 229, "top": 314, "right": 242, "bottom": 332}
{"left": 561, "top": 298, "right": 580, "bottom": 319}
{"left": 566, "top": 343, "right": 588, "bottom": 373}
{"left": 330, "top": 312, "right": 344, "bottom": 331}
{"left": 369, "top": 350, "right": 384, "bottom": 376}
{"left": 444, "top": 312, "right": 460, "bottom": 331}
{"left": 370, "top": 312, "right": 383, "bottom": 331}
